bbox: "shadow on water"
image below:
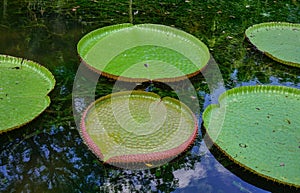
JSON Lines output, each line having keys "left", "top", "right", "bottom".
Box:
{"left": 0, "top": 0, "right": 299, "bottom": 192}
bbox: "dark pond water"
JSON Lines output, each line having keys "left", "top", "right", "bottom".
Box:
{"left": 0, "top": 0, "right": 299, "bottom": 192}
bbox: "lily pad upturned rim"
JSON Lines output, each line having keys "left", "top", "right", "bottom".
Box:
{"left": 202, "top": 85, "right": 300, "bottom": 188}
{"left": 245, "top": 22, "right": 300, "bottom": 67}
{"left": 0, "top": 54, "right": 55, "bottom": 133}
{"left": 77, "top": 23, "right": 210, "bottom": 82}
{"left": 80, "top": 91, "right": 198, "bottom": 164}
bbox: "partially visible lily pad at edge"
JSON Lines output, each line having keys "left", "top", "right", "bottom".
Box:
{"left": 0, "top": 55, "right": 55, "bottom": 133}
{"left": 202, "top": 85, "right": 300, "bottom": 188}
{"left": 245, "top": 22, "right": 300, "bottom": 67}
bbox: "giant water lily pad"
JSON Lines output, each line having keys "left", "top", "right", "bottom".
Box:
{"left": 202, "top": 85, "right": 300, "bottom": 188}
{"left": 80, "top": 91, "right": 198, "bottom": 169}
{"left": 0, "top": 55, "right": 55, "bottom": 133}
{"left": 245, "top": 22, "right": 300, "bottom": 67}
{"left": 77, "top": 23, "right": 210, "bottom": 82}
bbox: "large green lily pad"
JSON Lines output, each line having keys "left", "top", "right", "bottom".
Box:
{"left": 80, "top": 91, "right": 197, "bottom": 169}
{"left": 245, "top": 22, "right": 300, "bottom": 67}
{"left": 77, "top": 23, "right": 210, "bottom": 82}
{"left": 202, "top": 85, "right": 300, "bottom": 188}
{"left": 0, "top": 55, "right": 55, "bottom": 133}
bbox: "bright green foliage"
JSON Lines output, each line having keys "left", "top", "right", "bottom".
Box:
{"left": 77, "top": 23, "right": 210, "bottom": 82}
{"left": 0, "top": 55, "right": 55, "bottom": 133}
{"left": 203, "top": 85, "right": 300, "bottom": 188}
{"left": 246, "top": 22, "right": 300, "bottom": 67}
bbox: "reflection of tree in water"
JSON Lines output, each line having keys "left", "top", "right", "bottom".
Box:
{"left": 99, "top": 137, "right": 202, "bottom": 192}
{"left": 226, "top": 58, "right": 300, "bottom": 89}
{"left": 99, "top": 168, "right": 178, "bottom": 192}
{"left": 0, "top": 126, "right": 102, "bottom": 192}
{"left": 0, "top": 124, "right": 203, "bottom": 193}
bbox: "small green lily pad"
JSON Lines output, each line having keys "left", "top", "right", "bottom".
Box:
{"left": 77, "top": 23, "right": 210, "bottom": 82}
{"left": 202, "top": 85, "right": 300, "bottom": 188}
{"left": 245, "top": 22, "right": 300, "bottom": 67}
{"left": 0, "top": 55, "right": 55, "bottom": 133}
{"left": 80, "top": 91, "right": 198, "bottom": 169}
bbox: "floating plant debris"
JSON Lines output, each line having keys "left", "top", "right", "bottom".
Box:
{"left": 80, "top": 91, "right": 198, "bottom": 169}
{"left": 77, "top": 23, "right": 210, "bottom": 82}
{"left": 202, "top": 85, "right": 300, "bottom": 188}
{"left": 0, "top": 55, "right": 55, "bottom": 133}
{"left": 245, "top": 22, "right": 300, "bottom": 67}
